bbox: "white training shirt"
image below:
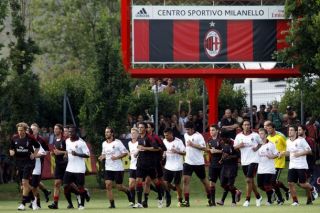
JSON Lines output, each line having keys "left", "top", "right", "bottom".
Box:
{"left": 163, "top": 137, "right": 186, "bottom": 171}
{"left": 234, "top": 132, "right": 262, "bottom": 165}
{"left": 32, "top": 144, "right": 46, "bottom": 175}
{"left": 287, "top": 137, "right": 311, "bottom": 169}
{"left": 65, "top": 138, "right": 90, "bottom": 173}
{"left": 102, "top": 139, "right": 128, "bottom": 171}
{"left": 128, "top": 140, "right": 139, "bottom": 170}
{"left": 257, "top": 142, "right": 278, "bottom": 174}
{"left": 184, "top": 132, "right": 206, "bottom": 165}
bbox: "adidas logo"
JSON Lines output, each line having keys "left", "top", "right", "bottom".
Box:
{"left": 136, "top": 8, "right": 149, "bottom": 18}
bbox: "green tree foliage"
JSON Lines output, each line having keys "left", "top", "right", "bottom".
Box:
{"left": 31, "top": 0, "right": 130, "bottom": 146}
{"left": 278, "top": 0, "right": 320, "bottom": 76}
{"left": 1, "top": 0, "right": 40, "bottom": 132}
{"left": 280, "top": 78, "right": 320, "bottom": 118}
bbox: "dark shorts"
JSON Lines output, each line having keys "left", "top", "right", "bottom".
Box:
{"left": 221, "top": 164, "right": 238, "bottom": 178}
{"left": 257, "top": 174, "right": 273, "bottom": 189}
{"left": 30, "top": 175, "right": 41, "bottom": 188}
{"left": 242, "top": 163, "right": 258, "bottom": 178}
{"left": 54, "top": 163, "right": 67, "bottom": 180}
{"left": 63, "top": 171, "right": 85, "bottom": 187}
{"left": 271, "top": 168, "right": 282, "bottom": 183}
{"left": 183, "top": 163, "right": 206, "bottom": 180}
{"left": 163, "top": 169, "right": 182, "bottom": 185}
{"left": 17, "top": 161, "right": 35, "bottom": 181}
{"left": 136, "top": 167, "right": 156, "bottom": 180}
{"left": 288, "top": 169, "right": 308, "bottom": 184}
{"left": 209, "top": 167, "right": 222, "bottom": 182}
{"left": 129, "top": 169, "right": 137, "bottom": 179}
{"left": 104, "top": 170, "right": 124, "bottom": 184}
{"left": 156, "top": 162, "right": 164, "bottom": 178}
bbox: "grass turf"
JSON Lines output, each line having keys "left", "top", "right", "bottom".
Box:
{"left": 0, "top": 167, "right": 319, "bottom": 211}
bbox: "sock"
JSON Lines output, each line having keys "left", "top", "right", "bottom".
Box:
{"left": 210, "top": 186, "right": 216, "bottom": 203}
{"left": 64, "top": 186, "right": 73, "bottom": 206}
{"left": 124, "top": 189, "right": 132, "bottom": 202}
{"left": 292, "top": 196, "right": 298, "bottom": 203}
{"left": 144, "top": 193, "right": 149, "bottom": 202}
{"left": 266, "top": 190, "right": 273, "bottom": 203}
{"left": 109, "top": 200, "right": 115, "bottom": 207}
{"left": 53, "top": 195, "right": 59, "bottom": 203}
{"left": 221, "top": 190, "right": 228, "bottom": 202}
{"left": 130, "top": 188, "right": 135, "bottom": 203}
{"left": 156, "top": 182, "right": 163, "bottom": 200}
{"left": 22, "top": 195, "right": 29, "bottom": 205}
{"left": 184, "top": 193, "right": 189, "bottom": 202}
{"left": 136, "top": 183, "right": 143, "bottom": 204}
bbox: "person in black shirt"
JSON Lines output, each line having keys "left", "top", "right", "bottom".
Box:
{"left": 207, "top": 125, "right": 223, "bottom": 206}
{"left": 48, "top": 124, "right": 68, "bottom": 209}
{"left": 217, "top": 131, "right": 241, "bottom": 207}
{"left": 9, "top": 122, "right": 40, "bottom": 211}
{"left": 134, "top": 122, "right": 160, "bottom": 208}
{"left": 220, "top": 109, "right": 239, "bottom": 139}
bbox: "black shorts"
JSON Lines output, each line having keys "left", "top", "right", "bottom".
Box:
{"left": 242, "top": 163, "right": 258, "bottom": 178}
{"left": 163, "top": 169, "right": 182, "bottom": 185}
{"left": 129, "top": 169, "right": 137, "bottom": 179}
{"left": 221, "top": 164, "right": 238, "bottom": 178}
{"left": 156, "top": 162, "right": 164, "bottom": 178}
{"left": 183, "top": 163, "right": 206, "bottom": 180}
{"left": 54, "top": 163, "right": 67, "bottom": 180}
{"left": 257, "top": 174, "right": 273, "bottom": 189}
{"left": 17, "top": 161, "right": 35, "bottom": 181}
{"left": 30, "top": 175, "right": 41, "bottom": 188}
{"left": 104, "top": 170, "right": 124, "bottom": 184}
{"left": 136, "top": 167, "right": 156, "bottom": 180}
{"left": 271, "top": 168, "right": 282, "bottom": 183}
{"left": 288, "top": 169, "right": 308, "bottom": 184}
{"left": 209, "top": 167, "right": 222, "bottom": 182}
{"left": 63, "top": 171, "right": 85, "bottom": 187}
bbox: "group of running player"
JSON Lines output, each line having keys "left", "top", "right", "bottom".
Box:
{"left": 9, "top": 118, "right": 319, "bottom": 210}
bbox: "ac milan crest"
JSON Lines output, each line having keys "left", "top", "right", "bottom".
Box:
{"left": 203, "top": 29, "right": 221, "bottom": 59}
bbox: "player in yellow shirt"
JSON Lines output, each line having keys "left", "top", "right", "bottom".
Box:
{"left": 265, "top": 121, "right": 289, "bottom": 205}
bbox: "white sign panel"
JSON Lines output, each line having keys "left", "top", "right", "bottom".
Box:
{"left": 132, "top": 5, "right": 285, "bottom": 20}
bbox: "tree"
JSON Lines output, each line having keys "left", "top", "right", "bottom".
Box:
{"left": 31, "top": 0, "right": 131, "bottom": 146}
{"left": 278, "top": 0, "right": 320, "bottom": 77}
{"left": 1, "top": 0, "right": 40, "bottom": 131}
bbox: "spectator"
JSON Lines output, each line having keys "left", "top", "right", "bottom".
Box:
{"left": 285, "top": 106, "right": 298, "bottom": 125}
{"left": 170, "top": 114, "right": 182, "bottom": 139}
{"left": 152, "top": 79, "right": 167, "bottom": 93}
{"left": 306, "top": 117, "right": 319, "bottom": 142}
{"left": 178, "top": 100, "right": 191, "bottom": 138}
{"left": 220, "top": 109, "right": 239, "bottom": 139}
{"left": 267, "top": 102, "right": 283, "bottom": 132}
{"left": 164, "top": 78, "right": 176, "bottom": 95}
{"left": 232, "top": 109, "right": 243, "bottom": 125}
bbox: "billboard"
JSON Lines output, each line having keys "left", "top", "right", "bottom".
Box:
{"left": 132, "top": 6, "right": 288, "bottom": 64}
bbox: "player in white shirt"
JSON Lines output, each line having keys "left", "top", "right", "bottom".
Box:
{"left": 63, "top": 125, "right": 90, "bottom": 210}
{"left": 279, "top": 125, "right": 318, "bottom": 206}
{"left": 30, "top": 142, "right": 47, "bottom": 210}
{"left": 234, "top": 120, "right": 262, "bottom": 207}
{"left": 181, "top": 121, "right": 211, "bottom": 207}
{"left": 257, "top": 128, "right": 279, "bottom": 206}
{"left": 128, "top": 127, "right": 139, "bottom": 207}
{"left": 98, "top": 127, "right": 132, "bottom": 208}
{"left": 163, "top": 127, "right": 186, "bottom": 207}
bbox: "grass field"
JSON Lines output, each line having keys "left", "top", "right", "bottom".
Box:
{"left": 1, "top": 167, "right": 320, "bottom": 212}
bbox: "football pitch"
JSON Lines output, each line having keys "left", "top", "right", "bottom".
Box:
{"left": 1, "top": 169, "right": 320, "bottom": 212}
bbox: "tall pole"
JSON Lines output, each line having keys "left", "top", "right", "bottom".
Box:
{"left": 63, "top": 90, "right": 67, "bottom": 126}
{"left": 249, "top": 80, "right": 253, "bottom": 128}
{"left": 155, "top": 84, "right": 159, "bottom": 134}
{"left": 202, "top": 81, "right": 206, "bottom": 133}
{"left": 300, "top": 89, "right": 304, "bottom": 124}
